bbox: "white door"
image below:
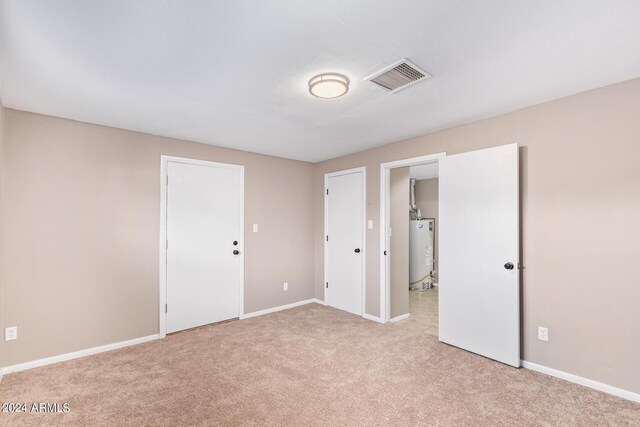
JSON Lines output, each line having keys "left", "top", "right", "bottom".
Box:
{"left": 166, "top": 160, "right": 243, "bottom": 333}
{"left": 439, "top": 143, "right": 520, "bottom": 367}
{"left": 325, "top": 170, "right": 365, "bottom": 315}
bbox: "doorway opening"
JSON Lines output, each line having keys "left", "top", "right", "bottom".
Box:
{"left": 407, "top": 166, "right": 440, "bottom": 335}
{"left": 380, "top": 153, "right": 444, "bottom": 331}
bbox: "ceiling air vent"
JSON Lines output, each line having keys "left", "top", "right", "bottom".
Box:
{"left": 365, "top": 59, "right": 431, "bottom": 93}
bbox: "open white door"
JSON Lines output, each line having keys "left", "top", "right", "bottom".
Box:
{"left": 439, "top": 143, "right": 520, "bottom": 367}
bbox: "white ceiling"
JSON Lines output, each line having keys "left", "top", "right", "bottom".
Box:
{"left": 410, "top": 163, "right": 439, "bottom": 180}
{"left": 1, "top": 1, "right": 640, "bottom": 162}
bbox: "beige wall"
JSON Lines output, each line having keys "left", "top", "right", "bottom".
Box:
{"left": 389, "top": 167, "right": 409, "bottom": 319}
{"left": 414, "top": 178, "right": 439, "bottom": 276}
{"left": 0, "top": 110, "right": 316, "bottom": 366}
{"left": 314, "top": 78, "right": 640, "bottom": 394}
{"left": 2, "top": 78, "right": 640, "bottom": 394}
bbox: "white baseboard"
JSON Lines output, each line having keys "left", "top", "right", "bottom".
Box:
{"left": 241, "top": 298, "right": 318, "bottom": 319}
{"left": 1, "top": 334, "right": 160, "bottom": 375}
{"left": 2, "top": 300, "right": 325, "bottom": 375}
{"left": 362, "top": 313, "right": 384, "bottom": 323}
{"left": 6, "top": 313, "right": 636, "bottom": 406}
{"left": 521, "top": 360, "right": 640, "bottom": 403}
{"left": 389, "top": 313, "right": 410, "bottom": 323}
{"left": 311, "top": 298, "right": 327, "bottom": 306}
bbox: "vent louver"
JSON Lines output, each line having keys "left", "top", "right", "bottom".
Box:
{"left": 365, "top": 59, "right": 431, "bottom": 92}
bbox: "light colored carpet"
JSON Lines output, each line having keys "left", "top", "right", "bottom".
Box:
{"left": 1, "top": 303, "right": 638, "bottom": 426}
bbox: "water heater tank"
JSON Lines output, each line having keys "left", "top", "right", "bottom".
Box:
{"left": 409, "top": 219, "right": 434, "bottom": 289}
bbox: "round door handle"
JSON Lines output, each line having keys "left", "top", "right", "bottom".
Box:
{"left": 354, "top": 248, "right": 361, "bottom": 253}
{"left": 233, "top": 240, "right": 238, "bottom": 246}
{"left": 504, "top": 262, "right": 514, "bottom": 270}
{"left": 233, "top": 250, "right": 240, "bottom": 255}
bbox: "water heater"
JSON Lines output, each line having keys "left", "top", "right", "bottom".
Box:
{"left": 409, "top": 219, "right": 434, "bottom": 290}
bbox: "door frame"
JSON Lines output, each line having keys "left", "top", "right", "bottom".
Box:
{"left": 379, "top": 153, "right": 446, "bottom": 323}
{"left": 159, "top": 155, "right": 245, "bottom": 338}
{"left": 324, "top": 167, "right": 367, "bottom": 316}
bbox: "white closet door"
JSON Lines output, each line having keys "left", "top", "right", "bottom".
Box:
{"left": 166, "top": 161, "right": 242, "bottom": 333}
{"left": 326, "top": 170, "right": 365, "bottom": 315}
{"left": 439, "top": 143, "right": 520, "bottom": 367}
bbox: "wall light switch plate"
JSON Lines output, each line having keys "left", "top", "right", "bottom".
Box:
{"left": 5, "top": 326, "right": 17, "bottom": 341}
{"left": 538, "top": 326, "right": 549, "bottom": 341}
{"left": 368, "top": 220, "right": 374, "bottom": 229}
{"left": 283, "top": 282, "right": 288, "bottom": 291}
{"left": 252, "top": 224, "right": 259, "bottom": 233}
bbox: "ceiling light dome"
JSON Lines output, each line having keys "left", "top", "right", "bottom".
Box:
{"left": 308, "top": 73, "right": 349, "bottom": 99}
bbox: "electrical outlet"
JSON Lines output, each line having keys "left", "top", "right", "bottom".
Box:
{"left": 283, "top": 282, "right": 288, "bottom": 291}
{"left": 538, "top": 326, "right": 549, "bottom": 341}
{"left": 5, "top": 326, "right": 17, "bottom": 341}
{"left": 367, "top": 220, "right": 374, "bottom": 230}
{"left": 252, "top": 224, "right": 259, "bottom": 233}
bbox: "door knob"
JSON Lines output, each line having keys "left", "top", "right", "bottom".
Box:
{"left": 233, "top": 250, "right": 240, "bottom": 255}
{"left": 504, "top": 262, "right": 514, "bottom": 270}
{"left": 354, "top": 248, "right": 361, "bottom": 253}
{"left": 233, "top": 241, "right": 238, "bottom": 246}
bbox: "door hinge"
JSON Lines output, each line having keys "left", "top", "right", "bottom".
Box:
{"left": 326, "top": 282, "right": 328, "bottom": 288}
{"left": 326, "top": 189, "right": 329, "bottom": 195}
{"left": 326, "top": 235, "right": 328, "bottom": 242}
{"left": 165, "top": 304, "right": 168, "bottom": 313}
{"left": 166, "top": 240, "right": 169, "bottom": 249}
{"left": 166, "top": 175, "right": 169, "bottom": 185}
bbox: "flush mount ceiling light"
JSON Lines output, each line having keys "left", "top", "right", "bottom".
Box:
{"left": 308, "top": 73, "right": 349, "bottom": 99}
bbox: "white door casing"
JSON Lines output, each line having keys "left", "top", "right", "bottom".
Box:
{"left": 379, "top": 152, "right": 446, "bottom": 322}
{"left": 325, "top": 168, "right": 366, "bottom": 316}
{"left": 438, "top": 143, "right": 520, "bottom": 367}
{"left": 161, "top": 157, "right": 244, "bottom": 335}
